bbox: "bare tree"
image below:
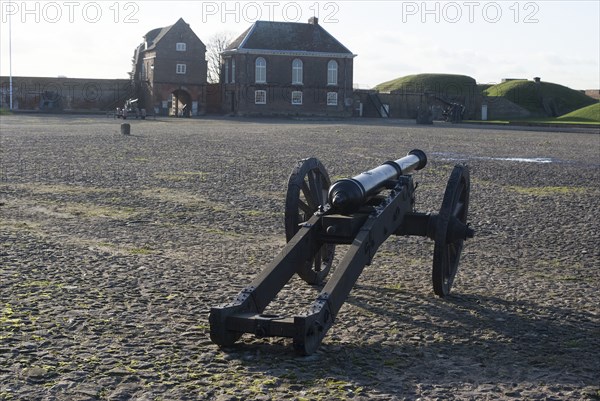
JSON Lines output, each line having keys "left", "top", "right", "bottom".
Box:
{"left": 206, "top": 32, "right": 233, "bottom": 84}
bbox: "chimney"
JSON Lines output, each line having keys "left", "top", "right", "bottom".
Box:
{"left": 308, "top": 16, "right": 319, "bottom": 25}
{"left": 533, "top": 77, "right": 541, "bottom": 84}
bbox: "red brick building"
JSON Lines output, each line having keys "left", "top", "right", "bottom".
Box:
{"left": 220, "top": 18, "right": 356, "bottom": 117}
{"left": 132, "top": 18, "right": 208, "bottom": 116}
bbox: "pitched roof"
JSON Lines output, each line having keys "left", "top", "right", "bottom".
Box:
{"left": 225, "top": 20, "right": 354, "bottom": 56}
{"left": 142, "top": 18, "right": 203, "bottom": 51}
{"left": 144, "top": 24, "right": 174, "bottom": 51}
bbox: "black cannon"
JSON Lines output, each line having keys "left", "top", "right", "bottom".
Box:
{"left": 210, "top": 150, "right": 474, "bottom": 355}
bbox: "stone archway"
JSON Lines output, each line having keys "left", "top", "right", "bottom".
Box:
{"left": 171, "top": 89, "right": 192, "bottom": 117}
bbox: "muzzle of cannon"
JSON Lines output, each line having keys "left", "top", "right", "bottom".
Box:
{"left": 210, "top": 149, "right": 474, "bottom": 355}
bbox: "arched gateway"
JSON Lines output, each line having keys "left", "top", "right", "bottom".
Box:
{"left": 171, "top": 89, "right": 192, "bottom": 117}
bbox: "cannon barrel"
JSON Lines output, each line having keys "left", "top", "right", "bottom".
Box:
{"left": 328, "top": 149, "right": 427, "bottom": 214}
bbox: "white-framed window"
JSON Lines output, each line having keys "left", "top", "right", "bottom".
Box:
{"left": 255, "top": 57, "right": 266, "bottom": 83}
{"left": 225, "top": 60, "right": 229, "bottom": 84}
{"left": 292, "top": 59, "right": 303, "bottom": 85}
{"left": 291, "top": 91, "right": 303, "bottom": 105}
{"left": 327, "top": 92, "right": 338, "bottom": 106}
{"left": 231, "top": 58, "right": 236, "bottom": 83}
{"left": 255, "top": 90, "right": 267, "bottom": 104}
{"left": 327, "top": 60, "right": 338, "bottom": 86}
{"left": 176, "top": 42, "right": 187, "bottom": 51}
{"left": 176, "top": 63, "right": 187, "bottom": 74}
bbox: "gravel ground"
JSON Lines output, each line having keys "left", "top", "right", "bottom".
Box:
{"left": 1, "top": 115, "right": 599, "bottom": 401}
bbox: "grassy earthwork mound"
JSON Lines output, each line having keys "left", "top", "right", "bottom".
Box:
{"left": 484, "top": 80, "right": 596, "bottom": 115}
{"left": 557, "top": 102, "right": 600, "bottom": 123}
{"left": 375, "top": 73, "right": 477, "bottom": 98}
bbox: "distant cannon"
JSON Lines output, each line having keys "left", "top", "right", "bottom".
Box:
{"left": 442, "top": 103, "right": 465, "bottom": 123}
{"left": 210, "top": 150, "right": 474, "bottom": 355}
{"left": 116, "top": 98, "right": 146, "bottom": 120}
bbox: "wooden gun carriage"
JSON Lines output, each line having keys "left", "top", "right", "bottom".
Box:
{"left": 210, "top": 150, "right": 474, "bottom": 355}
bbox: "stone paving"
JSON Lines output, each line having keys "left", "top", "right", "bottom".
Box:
{"left": 1, "top": 115, "right": 598, "bottom": 400}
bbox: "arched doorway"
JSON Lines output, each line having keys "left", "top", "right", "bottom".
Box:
{"left": 171, "top": 89, "right": 192, "bottom": 117}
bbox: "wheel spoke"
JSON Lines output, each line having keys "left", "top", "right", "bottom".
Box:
{"left": 453, "top": 182, "right": 465, "bottom": 205}
{"left": 314, "top": 172, "right": 324, "bottom": 206}
{"left": 298, "top": 199, "right": 312, "bottom": 214}
{"left": 307, "top": 171, "right": 320, "bottom": 206}
{"left": 448, "top": 243, "right": 457, "bottom": 268}
{"left": 454, "top": 200, "right": 465, "bottom": 218}
{"left": 302, "top": 180, "right": 317, "bottom": 209}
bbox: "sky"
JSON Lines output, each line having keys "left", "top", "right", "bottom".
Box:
{"left": 0, "top": 0, "right": 598, "bottom": 90}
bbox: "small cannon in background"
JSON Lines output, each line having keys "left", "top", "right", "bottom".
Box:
{"left": 116, "top": 98, "right": 146, "bottom": 120}
{"left": 210, "top": 150, "right": 474, "bottom": 355}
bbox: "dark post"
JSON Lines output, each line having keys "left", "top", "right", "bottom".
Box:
{"left": 120, "top": 123, "right": 130, "bottom": 135}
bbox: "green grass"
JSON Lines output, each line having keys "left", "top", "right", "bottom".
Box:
{"left": 477, "top": 83, "right": 494, "bottom": 92}
{"left": 484, "top": 80, "right": 596, "bottom": 115}
{"left": 557, "top": 102, "right": 600, "bottom": 122}
{"left": 1, "top": 305, "right": 21, "bottom": 328}
{"left": 375, "top": 73, "right": 477, "bottom": 97}
{"left": 465, "top": 118, "right": 599, "bottom": 126}
{"left": 516, "top": 119, "right": 599, "bottom": 126}
{"left": 129, "top": 246, "right": 155, "bottom": 255}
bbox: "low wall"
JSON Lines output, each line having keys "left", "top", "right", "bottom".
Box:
{"left": 0, "top": 76, "right": 134, "bottom": 113}
{"left": 355, "top": 90, "right": 480, "bottom": 120}
{"left": 483, "top": 96, "right": 531, "bottom": 120}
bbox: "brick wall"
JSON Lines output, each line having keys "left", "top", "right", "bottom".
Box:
{"left": 584, "top": 89, "right": 600, "bottom": 100}
{"left": 0, "top": 76, "right": 133, "bottom": 112}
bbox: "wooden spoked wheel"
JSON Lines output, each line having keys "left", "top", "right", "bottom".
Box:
{"left": 432, "top": 164, "right": 471, "bottom": 297}
{"left": 284, "top": 158, "right": 335, "bottom": 285}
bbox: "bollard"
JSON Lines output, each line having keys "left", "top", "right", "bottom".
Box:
{"left": 121, "top": 123, "right": 131, "bottom": 135}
